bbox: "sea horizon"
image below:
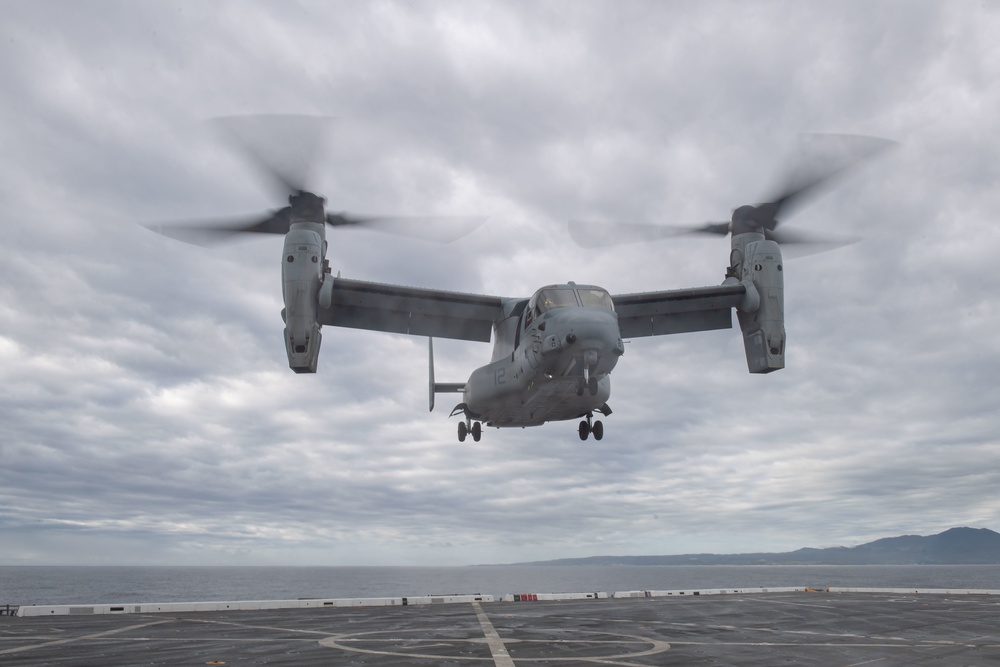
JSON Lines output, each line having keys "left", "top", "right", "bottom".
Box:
{"left": 4, "top": 563, "right": 1000, "bottom": 607}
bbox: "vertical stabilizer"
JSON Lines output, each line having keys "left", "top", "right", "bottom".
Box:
{"left": 428, "top": 337, "right": 465, "bottom": 411}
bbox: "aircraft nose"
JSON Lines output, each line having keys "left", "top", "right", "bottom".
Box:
{"left": 557, "top": 310, "right": 624, "bottom": 358}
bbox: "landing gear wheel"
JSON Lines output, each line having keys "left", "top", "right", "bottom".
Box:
{"left": 472, "top": 422, "right": 482, "bottom": 442}
{"left": 458, "top": 421, "right": 468, "bottom": 443}
{"left": 592, "top": 420, "right": 604, "bottom": 441}
{"left": 578, "top": 420, "right": 591, "bottom": 441}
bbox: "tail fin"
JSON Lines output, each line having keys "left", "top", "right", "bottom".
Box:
{"left": 428, "top": 338, "right": 465, "bottom": 411}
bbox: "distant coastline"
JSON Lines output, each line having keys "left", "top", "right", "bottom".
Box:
{"left": 509, "top": 527, "right": 1000, "bottom": 566}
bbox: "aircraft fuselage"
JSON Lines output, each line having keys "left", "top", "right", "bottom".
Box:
{"left": 459, "top": 283, "right": 624, "bottom": 428}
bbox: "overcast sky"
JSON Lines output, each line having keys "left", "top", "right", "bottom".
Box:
{"left": 1, "top": 0, "right": 998, "bottom": 566}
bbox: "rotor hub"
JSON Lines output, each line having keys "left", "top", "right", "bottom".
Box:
{"left": 730, "top": 205, "right": 764, "bottom": 235}
{"left": 289, "top": 191, "right": 327, "bottom": 223}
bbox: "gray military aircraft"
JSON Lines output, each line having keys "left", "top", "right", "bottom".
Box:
{"left": 152, "top": 117, "right": 893, "bottom": 442}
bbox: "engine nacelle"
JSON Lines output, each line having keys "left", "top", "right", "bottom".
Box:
{"left": 732, "top": 237, "right": 785, "bottom": 374}
{"left": 282, "top": 227, "right": 324, "bottom": 373}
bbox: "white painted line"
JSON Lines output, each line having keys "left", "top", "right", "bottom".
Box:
{"left": 472, "top": 601, "right": 515, "bottom": 667}
{"left": 0, "top": 619, "right": 172, "bottom": 656}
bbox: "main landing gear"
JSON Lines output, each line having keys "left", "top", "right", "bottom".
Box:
{"left": 578, "top": 412, "right": 604, "bottom": 441}
{"left": 458, "top": 420, "right": 481, "bottom": 442}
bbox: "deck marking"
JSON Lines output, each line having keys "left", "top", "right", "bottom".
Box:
{"left": 0, "top": 619, "right": 172, "bottom": 656}
{"left": 473, "top": 601, "right": 516, "bottom": 667}
{"left": 319, "top": 627, "right": 669, "bottom": 663}
{"left": 846, "top": 658, "right": 894, "bottom": 666}
{"left": 181, "top": 616, "right": 334, "bottom": 636}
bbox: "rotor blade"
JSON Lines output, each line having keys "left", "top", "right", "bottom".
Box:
{"left": 210, "top": 115, "right": 333, "bottom": 199}
{"left": 764, "top": 227, "right": 861, "bottom": 258}
{"left": 567, "top": 220, "right": 730, "bottom": 249}
{"left": 144, "top": 208, "right": 291, "bottom": 246}
{"left": 764, "top": 227, "right": 857, "bottom": 246}
{"left": 326, "top": 213, "right": 488, "bottom": 243}
{"left": 776, "top": 239, "right": 861, "bottom": 259}
{"left": 761, "top": 133, "right": 897, "bottom": 222}
{"left": 763, "top": 226, "right": 861, "bottom": 258}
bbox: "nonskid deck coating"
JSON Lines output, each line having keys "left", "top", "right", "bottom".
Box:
{"left": 3, "top": 591, "right": 1000, "bottom": 665}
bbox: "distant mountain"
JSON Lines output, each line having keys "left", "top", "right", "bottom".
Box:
{"left": 516, "top": 528, "right": 1000, "bottom": 566}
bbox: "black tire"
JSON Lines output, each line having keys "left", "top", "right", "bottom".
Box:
{"left": 578, "top": 420, "right": 590, "bottom": 441}
{"left": 593, "top": 420, "right": 604, "bottom": 441}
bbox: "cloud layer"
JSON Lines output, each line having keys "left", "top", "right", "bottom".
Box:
{"left": 1, "top": 0, "right": 999, "bottom": 565}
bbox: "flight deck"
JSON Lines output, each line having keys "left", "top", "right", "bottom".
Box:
{"left": 4, "top": 587, "right": 1000, "bottom": 665}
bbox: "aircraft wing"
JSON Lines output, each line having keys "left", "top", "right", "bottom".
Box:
{"left": 612, "top": 283, "right": 746, "bottom": 338}
{"left": 320, "top": 277, "right": 505, "bottom": 343}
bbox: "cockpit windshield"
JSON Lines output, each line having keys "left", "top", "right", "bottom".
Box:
{"left": 532, "top": 286, "right": 615, "bottom": 315}
{"left": 537, "top": 288, "right": 579, "bottom": 312}
{"left": 578, "top": 288, "right": 615, "bottom": 310}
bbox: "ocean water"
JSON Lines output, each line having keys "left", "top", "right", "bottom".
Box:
{"left": 3, "top": 564, "right": 1000, "bottom": 606}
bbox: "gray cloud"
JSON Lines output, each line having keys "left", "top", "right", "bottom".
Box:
{"left": 1, "top": 0, "right": 999, "bottom": 566}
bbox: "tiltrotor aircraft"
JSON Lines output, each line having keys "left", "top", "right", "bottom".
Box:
{"left": 152, "top": 116, "right": 892, "bottom": 442}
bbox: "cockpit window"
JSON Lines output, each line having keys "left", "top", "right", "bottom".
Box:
{"left": 537, "top": 288, "right": 579, "bottom": 312}
{"left": 578, "top": 288, "right": 614, "bottom": 310}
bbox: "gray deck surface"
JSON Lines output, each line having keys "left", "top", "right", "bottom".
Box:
{"left": 3, "top": 591, "right": 1000, "bottom": 665}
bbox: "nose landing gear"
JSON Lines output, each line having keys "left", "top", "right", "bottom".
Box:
{"left": 578, "top": 365, "right": 600, "bottom": 396}
{"left": 578, "top": 412, "right": 604, "bottom": 441}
